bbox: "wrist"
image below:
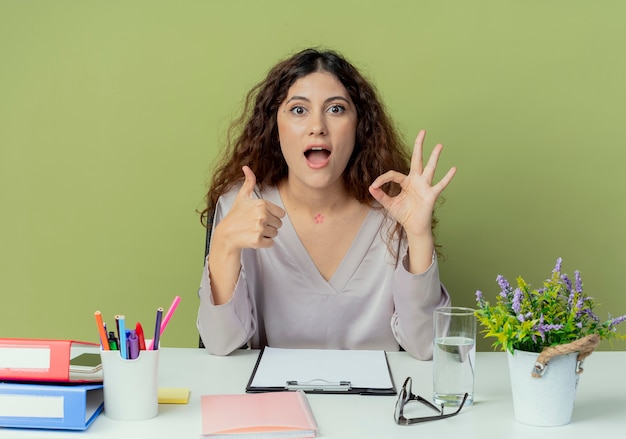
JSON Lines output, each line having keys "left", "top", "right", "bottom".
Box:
{"left": 211, "top": 223, "right": 242, "bottom": 257}
{"left": 405, "top": 233, "right": 435, "bottom": 275}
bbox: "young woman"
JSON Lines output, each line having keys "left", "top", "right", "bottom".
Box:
{"left": 197, "top": 48, "right": 456, "bottom": 360}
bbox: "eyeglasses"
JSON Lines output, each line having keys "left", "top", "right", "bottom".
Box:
{"left": 394, "top": 377, "right": 468, "bottom": 425}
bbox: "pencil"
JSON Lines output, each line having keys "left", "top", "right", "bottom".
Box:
{"left": 152, "top": 307, "right": 163, "bottom": 350}
{"left": 160, "top": 296, "right": 181, "bottom": 336}
{"left": 94, "top": 311, "right": 110, "bottom": 350}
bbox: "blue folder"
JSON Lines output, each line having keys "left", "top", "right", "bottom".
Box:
{"left": 0, "top": 382, "right": 103, "bottom": 430}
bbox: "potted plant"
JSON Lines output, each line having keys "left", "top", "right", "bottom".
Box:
{"left": 474, "top": 258, "right": 625, "bottom": 426}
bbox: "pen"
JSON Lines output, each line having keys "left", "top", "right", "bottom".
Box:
{"left": 118, "top": 315, "right": 127, "bottom": 359}
{"left": 135, "top": 322, "right": 146, "bottom": 350}
{"left": 151, "top": 307, "right": 163, "bottom": 350}
{"left": 108, "top": 331, "right": 119, "bottom": 350}
{"left": 94, "top": 311, "right": 110, "bottom": 350}
{"left": 128, "top": 330, "right": 139, "bottom": 359}
{"left": 115, "top": 315, "right": 121, "bottom": 344}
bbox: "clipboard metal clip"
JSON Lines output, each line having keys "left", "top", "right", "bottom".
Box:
{"left": 285, "top": 379, "right": 352, "bottom": 392}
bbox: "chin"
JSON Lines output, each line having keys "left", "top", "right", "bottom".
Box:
{"left": 308, "top": 176, "right": 344, "bottom": 191}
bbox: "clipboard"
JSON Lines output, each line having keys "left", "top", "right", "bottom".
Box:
{"left": 245, "top": 347, "right": 396, "bottom": 395}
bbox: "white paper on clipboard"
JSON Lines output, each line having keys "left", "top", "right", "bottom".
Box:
{"left": 248, "top": 347, "right": 394, "bottom": 391}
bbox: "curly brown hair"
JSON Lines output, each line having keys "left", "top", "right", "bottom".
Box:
{"left": 201, "top": 48, "right": 414, "bottom": 227}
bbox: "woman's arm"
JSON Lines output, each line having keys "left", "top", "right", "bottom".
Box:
{"left": 369, "top": 130, "right": 456, "bottom": 274}
{"left": 208, "top": 166, "right": 285, "bottom": 305}
{"left": 197, "top": 257, "right": 255, "bottom": 355}
{"left": 196, "top": 172, "right": 283, "bottom": 355}
{"left": 390, "top": 253, "right": 451, "bottom": 360}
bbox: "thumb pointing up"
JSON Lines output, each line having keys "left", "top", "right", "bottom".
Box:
{"left": 237, "top": 165, "right": 257, "bottom": 200}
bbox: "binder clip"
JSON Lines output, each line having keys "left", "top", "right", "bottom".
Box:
{"left": 285, "top": 379, "right": 352, "bottom": 392}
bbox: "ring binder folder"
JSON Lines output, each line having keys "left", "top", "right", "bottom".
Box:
{"left": 0, "top": 338, "right": 102, "bottom": 383}
{"left": 285, "top": 379, "right": 352, "bottom": 392}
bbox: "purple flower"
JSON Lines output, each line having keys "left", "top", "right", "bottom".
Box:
{"left": 580, "top": 308, "right": 600, "bottom": 323}
{"left": 567, "top": 291, "right": 575, "bottom": 308}
{"left": 561, "top": 274, "right": 573, "bottom": 291}
{"left": 553, "top": 257, "right": 563, "bottom": 274}
{"left": 512, "top": 288, "right": 522, "bottom": 314}
{"left": 539, "top": 323, "right": 564, "bottom": 332}
{"left": 517, "top": 311, "right": 533, "bottom": 323}
{"left": 535, "top": 322, "right": 565, "bottom": 341}
{"left": 575, "top": 295, "right": 584, "bottom": 312}
{"left": 574, "top": 270, "right": 583, "bottom": 293}
{"left": 497, "top": 275, "right": 512, "bottom": 297}
{"left": 610, "top": 315, "right": 626, "bottom": 329}
{"left": 475, "top": 290, "right": 484, "bottom": 305}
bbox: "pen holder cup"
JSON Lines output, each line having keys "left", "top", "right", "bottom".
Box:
{"left": 100, "top": 349, "right": 159, "bottom": 421}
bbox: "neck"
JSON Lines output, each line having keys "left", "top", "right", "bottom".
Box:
{"left": 279, "top": 178, "right": 353, "bottom": 216}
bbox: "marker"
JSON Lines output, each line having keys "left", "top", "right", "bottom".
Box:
{"left": 151, "top": 308, "right": 163, "bottom": 350}
{"left": 160, "top": 296, "right": 181, "bottom": 337}
{"left": 125, "top": 330, "right": 131, "bottom": 357}
{"left": 118, "top": 315, "right": 127, "bottom": 359}
{"left": 128, "top": 330, "right": 139, "bottom": 359}
{"left": 135, "top": 322, "right": 146, "bottom": 350}
{"left": 108, "top": 331, "right": 118, "bottom": 350}
{"left": 94, "top": 311, "right": 110, "bottom": 350}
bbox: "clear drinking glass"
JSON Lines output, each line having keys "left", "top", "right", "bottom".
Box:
{"left": 433, "top": 306, "right": 476, "bottom": 407}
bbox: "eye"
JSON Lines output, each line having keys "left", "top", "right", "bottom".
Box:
{"left": 327, "top": 104, "right": 345, "bottom": 114}
{"left": 289, "top": 106, "right": 307, "bottom": 115}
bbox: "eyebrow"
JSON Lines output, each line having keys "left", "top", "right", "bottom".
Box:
{"left": 285, "top": 95, "right": 352, "bottom": 105}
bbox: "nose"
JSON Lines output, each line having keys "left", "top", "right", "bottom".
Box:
{"left": 308, "top": 112, "right": 327, "bottom": 136}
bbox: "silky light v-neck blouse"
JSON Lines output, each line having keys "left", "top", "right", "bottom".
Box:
{"left": 197, "top": 185, "right": 450, "bottom": 360}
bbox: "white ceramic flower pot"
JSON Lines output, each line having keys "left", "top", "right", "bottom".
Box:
{"left": 507, "top": 349, "right": 579, "bottom": 426}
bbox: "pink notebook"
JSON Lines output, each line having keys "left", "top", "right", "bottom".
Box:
{"left": 200, "top": 391, "right": 318, "bottom": 438}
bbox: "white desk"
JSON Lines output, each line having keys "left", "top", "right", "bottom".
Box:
{"left": 1, "top": 349, "right": 624, "bottom": 438}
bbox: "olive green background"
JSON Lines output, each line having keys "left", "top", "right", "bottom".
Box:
{"left": 1, "top": 1, "right": 625, "bottom": 352}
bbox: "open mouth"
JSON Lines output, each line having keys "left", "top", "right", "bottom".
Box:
{"left": 304, "top": 147, "right": 331, "bottom": 166}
